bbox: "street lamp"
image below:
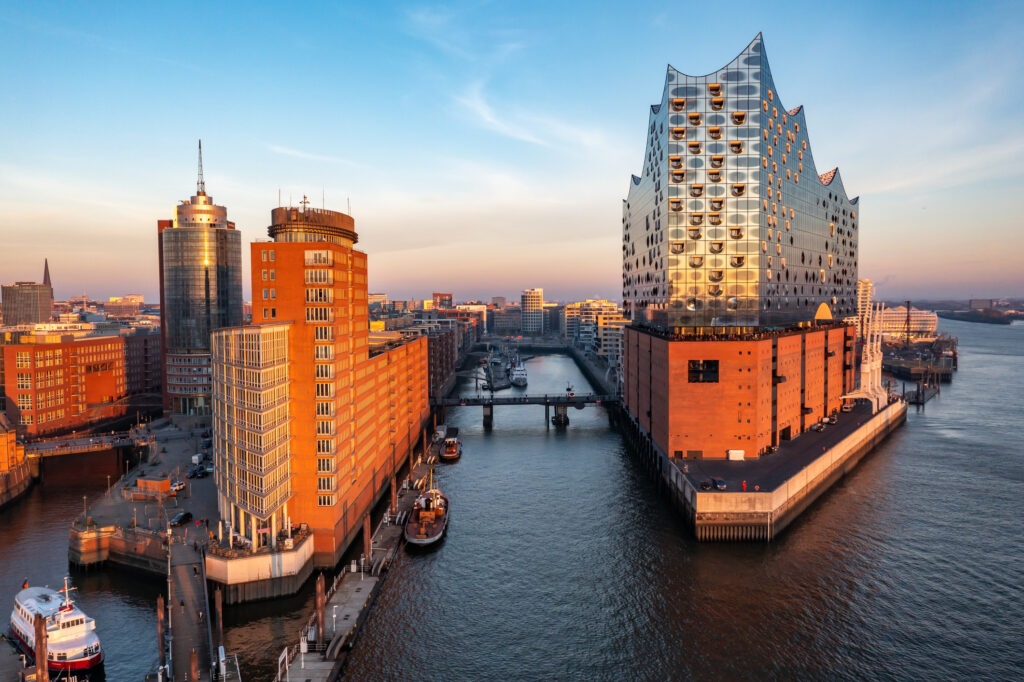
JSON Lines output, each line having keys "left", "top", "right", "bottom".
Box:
{"left": 107, "top": 475, "right": 111, "bottom": 495}
{"left": 82, "top": 495, "right": 87, "bottom": 522}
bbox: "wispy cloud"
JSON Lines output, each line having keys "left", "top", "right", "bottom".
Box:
{"left": 403, "top": 6, "right": 525, "bottom": 64}
{"left": 267, "top": 145, "right": 358, "bottom": 166}
{"left": 455, "top": 81, "right": 607, "bottom": 149}
{"left": 455, "top": 83, "right": 546, "bottom": 145}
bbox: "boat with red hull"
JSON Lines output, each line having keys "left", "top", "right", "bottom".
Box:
{"left": 9, "top": 577, "right": 104, "bottom": 675}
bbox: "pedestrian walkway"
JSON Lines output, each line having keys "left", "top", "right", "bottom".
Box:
{"left": 169, "top": 536, "right": 213, "bottom": 681}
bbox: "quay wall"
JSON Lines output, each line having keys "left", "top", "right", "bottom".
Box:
{"left": 207, "top": 536, "right": 317, "bottom": 604}
{"left": 69, "top": 525, "right": 167, "bottom": 573}
{"left": 622, "top": 401, "right": 907, "bottom": 541}
{"left": 0, "top": 460, "right": 33, "bottom": 511}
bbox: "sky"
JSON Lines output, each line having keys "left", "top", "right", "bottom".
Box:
{"left": 1, "top": 0, "right": 1022, "bottom": 304}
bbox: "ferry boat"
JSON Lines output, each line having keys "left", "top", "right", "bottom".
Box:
{"left": 510, "top": 361, "right": 528, "bottom": 388}
{"left": 10, "top": 577, "right": 104, "bottom": 674}
{"left": 404, "top": 478, "right": 449, "bottom": 547}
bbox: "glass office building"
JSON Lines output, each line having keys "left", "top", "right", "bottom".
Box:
{"left": 158, "top": 162, "right": 243, "bottom": 416}
{"left": 623, "top": 34, "right": 859, "bottom": 332}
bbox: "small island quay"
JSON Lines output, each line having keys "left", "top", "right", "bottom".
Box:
{"left": 8, "top": 21, "right": 1021, "bottom": 682}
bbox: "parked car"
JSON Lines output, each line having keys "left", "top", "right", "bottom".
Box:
{"left": 699, "top": 480, "right": 713, "bottom": 491}
{"left": 713, "top": 478, "right": 727, "bottom": 491}
{"left": 810, "top": 423, "right": 825, "bottom": 432}
{"left": 170, "top": 511, "right": 192, "bottom": 526}
{"left": 171, "top": 480, "right": 185, "bottom": 492}
{"left": 840, "top": 403, "right": 854, "bottom": 413}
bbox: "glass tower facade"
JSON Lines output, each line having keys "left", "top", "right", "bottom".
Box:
{"left": 158, "top": 178, "right": 243, "bottom": 416}
{"left": 623, "top": 34, "right": 859, "bottom": 332}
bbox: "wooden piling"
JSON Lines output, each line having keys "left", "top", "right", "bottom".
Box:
{"left": 315, "top": 573, "right": 325, "bottom": 643}
{"left": 157, "top": 593, "right": 166, "bottom": 670}
{"left": 214, "top": 587, "right": 223, "bottom": 650}
{"left": 34, "top": 614, "right": 49, "bottom": 682}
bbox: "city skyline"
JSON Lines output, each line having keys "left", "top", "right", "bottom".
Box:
{"left": 2, "top": 1, "right": 1023, "bottom": 302}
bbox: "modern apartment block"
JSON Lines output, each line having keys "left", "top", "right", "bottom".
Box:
{"left": 1, "top": 260, "right": 53, "bottom": 326}
{"left": 521, "top": 288, "right": 544, "bottom": 335}
{"left": 622, "top": 35, "right": 859, "bottom": 461}
{"left": 157, "top": 144, "right": 243, "bottom": 416}
{"left": 212, "top": 203, "right": 429, "bottom": 565}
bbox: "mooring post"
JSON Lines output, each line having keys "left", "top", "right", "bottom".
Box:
{"left": 214, "top": 587, "right": 223, "bottom": 650}
{"left": 390, "top": 474, "right": 398, "bottom": 515}
{"left": 363, "top": 514, "right": 372, "bottom": 567}
{"left": 482, "top": 403, "right": 493, "bottom": 428}
{"left": 545, "top": 403, "right": 550, "bottom": 428}
{"left": 157, "top": 594, "right": 166, "bottom": 670}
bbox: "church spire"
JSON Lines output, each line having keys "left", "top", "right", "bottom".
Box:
{"left": 42, "top": 258, "right": 51, "bottom": 288}
{"left": 197, "top": 139, "right": 206, "bottom": 195}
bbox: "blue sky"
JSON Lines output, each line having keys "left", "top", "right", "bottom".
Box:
{"left": 1, "top": 1, "right": 1022, "bottom": 303}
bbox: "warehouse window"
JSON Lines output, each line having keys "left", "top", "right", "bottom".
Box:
{"left": 688, "top": 360, "right": 719, "bottom": 383}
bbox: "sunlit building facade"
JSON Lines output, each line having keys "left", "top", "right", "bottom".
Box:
{"left": 212, "top": 203, "right": 429, "bottom": 564}
{"left": 157, "top": 146, "right": 243, "bottom": 416}
{"left": 623, "top": 33, "right": 858, "bottom": 331}
{"left": 623, "top": 35, "right": 859, "bottom": 461}
{"left": 521, "top": 288, "right": 544, "bottom": 335}
{"left": 1, "top": 260, "right": 53, "bottom": 327}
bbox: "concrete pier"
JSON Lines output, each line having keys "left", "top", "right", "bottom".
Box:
{"left": 168, "top": 538, "right": 214, "bottom": 681}
{"left": 622, "top": 400, "right": 908, "bottom": 541}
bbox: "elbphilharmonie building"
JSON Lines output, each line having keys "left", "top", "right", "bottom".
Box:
{"left": 623, "top": 34, "right": 859, "bottom": 331}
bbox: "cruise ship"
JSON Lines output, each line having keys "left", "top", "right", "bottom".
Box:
{"left": 510, "top": 361, "right": 528, "bottom": 387}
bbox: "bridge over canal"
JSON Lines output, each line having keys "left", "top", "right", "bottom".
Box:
{"left": 431, "top": 392, "right": 619, "bottom": 427}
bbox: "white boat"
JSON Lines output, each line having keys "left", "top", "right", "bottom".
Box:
{"left": 10, "top": 577, "right": 104, "bottom": 674}
{"left": 510, "top": 362, "right": 528, "bottom": 387}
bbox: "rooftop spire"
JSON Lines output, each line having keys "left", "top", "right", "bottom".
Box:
{"left": 197, "top": 139, "right": 206, "bottom": 195}
{"left": 42, "top": 258, "right": 51, "bottom": 288}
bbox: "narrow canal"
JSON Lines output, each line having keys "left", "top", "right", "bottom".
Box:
{"left": 1, "top": 320, "right": 1021, "bottom": 680}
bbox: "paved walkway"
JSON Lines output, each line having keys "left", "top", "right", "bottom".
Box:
{"left": 169, "top": 538, "right": 213, "bottom": 681}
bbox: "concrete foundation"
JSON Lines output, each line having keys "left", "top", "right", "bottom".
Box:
{"left": 623, "top": 401, "right": 907, "bottom": 541}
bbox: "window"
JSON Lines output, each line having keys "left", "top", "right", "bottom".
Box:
{"left": 316, "top": 438, "right": 335, "bottom": 454}
{"left": 317, "top": 476, "right": 335, "bottom": 491}
{"left": 316, "top": 402, "right": 333, "bottom": 416}
{"left": 316, "top": 421, "right": 334, "bottom": 435}
{"left": 16, "top": 352, "right": 30, "bottom": 368}
{"left": 16, "top": 374, "right": 31, "bottom": 390}
{"left": 314, "top": 326, "right": 334, "bottom": 341}
{"left": 318, "top": 494, "right": 336, "bottom": 507}
{"left": 315, "top": 382, "right": 334, "bottom": 398}
{"left": 688, "top": 360, "right": 719, "bottom": 383}
{"left": 304, "top": 249, "right": 332, "bottom": 266}
{"left": 317, "top": 458, "right": 335, "bottom": 472}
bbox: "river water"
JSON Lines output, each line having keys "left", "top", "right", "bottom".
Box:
{"left": 1, "top": 319, "right": 1021, "bottom": 680}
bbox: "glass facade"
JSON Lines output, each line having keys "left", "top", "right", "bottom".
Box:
{"left": 623, "top": 34, "right": 858, "bottom": 331}
{"left": 159, "top": 190, "right": 243, "bottom": 415}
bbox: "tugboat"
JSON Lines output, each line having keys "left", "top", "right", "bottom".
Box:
{"left": 10, "top": 576, "right": 104, "bottom": 675}
{"left": 439, "top": 427, "right": 462, "bottom": 463}
{"left": 404, "top": 472, "right": 449, "bottom": 547}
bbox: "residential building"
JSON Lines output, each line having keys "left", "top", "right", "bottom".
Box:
{"left": 622, "top": 34, "right": 859, "bottom": 460}
{"left": 212, "top": 202, "right": 428, "bottom": 565}
{"left": 157, "top": 143, "right": 243, "bottom": 416}
{"left": 432, "top": 293, "right": 453, "bottom": 310}
{"left": 521, "top": 288, "right": 544, "bottom": 335}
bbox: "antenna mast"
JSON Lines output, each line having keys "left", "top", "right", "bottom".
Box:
{"left": 197, "top": 139, "right": 206, "bottom": 195}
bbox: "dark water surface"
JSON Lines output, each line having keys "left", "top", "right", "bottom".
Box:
{"left": 1, "top": 320, "right": 1021, "bottom": 680}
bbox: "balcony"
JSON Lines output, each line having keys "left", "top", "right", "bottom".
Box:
{"left": 671, "top": 98, "right": 686, "bottom": 112}
{"left": 689, "top": 184, "right": 704, "bottom": 197}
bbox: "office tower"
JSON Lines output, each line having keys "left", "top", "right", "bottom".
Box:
{"left": 623, "top": 34, "right": 857, "bottom": 330}
{"left": 157, "top": 142, "right": 243, "bottom": 416}
{"left": 1, "top": 260, "right": 53, "bottom": 326}
{"left": 622, "top": 35, "right": 858, "bottom": 461}
{"left": 521, "top": 288, "right": 544, "bottom": 335}
{"left": 212, "top": 201, "right": 428, "bottom": 564}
